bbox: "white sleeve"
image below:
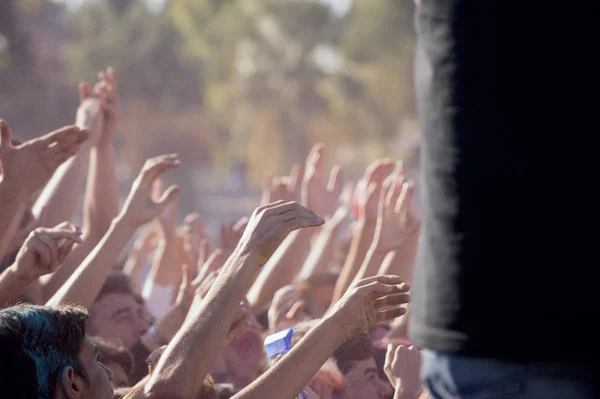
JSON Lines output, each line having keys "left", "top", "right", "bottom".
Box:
{"left": 142, "top": 280, "right": 175, "bottom": 319}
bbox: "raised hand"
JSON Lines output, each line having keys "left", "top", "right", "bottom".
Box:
{"left": 301, "top": 144, "right": 343, "bottom": 219}
{"left": 261, "top": 164, "right": 302, "bottom": 205}
{"left": 94, "top": 66, "right": 119, "bottom": 139}
{"left": 236, "top": 201, "right": 325, "bottom": 268}
{"left": 220, "top": 216, "right": 249, "bottom": 254}
{"left": 77, "top": 66, "right": 119, "bottom": 146}
{"left": 373, "top": 165, "right": 420, "bottom": 253}
{"left": 355, "top": 159, "right": 395, "bottom": 223}
{"left": 0, "top": 120, "right": 89, "bottom": 195}
{"left": 119, "top": 154, "right": 180, "bottom": 228}
{"left": 268, "top": 285, "right": 307, "bottom": 332}
{"left": 326, "top": 275, "right": 410, "bottom": 342}
{"left": 181, "top": 213, "right": 208, "bottom": 267}
{"left": 384, "top": 344, "right": 423, "bottom": 398}
{"left": 154, "top": 179, "right": 178, "bottom": 239}
{"left": 196, "top": 248, "right": 225, "bottom": 284}
{"left": 75, "top": 91, "right": 104, "bottom": 147}
{"left": 13, "top": 222, "right": 82, "bottom": 281}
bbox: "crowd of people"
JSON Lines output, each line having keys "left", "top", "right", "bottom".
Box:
{"left": 0, "top": 67, "right": 426, "bottom": 399}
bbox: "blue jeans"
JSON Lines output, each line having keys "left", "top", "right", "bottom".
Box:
{"left": 422, "top": 350, "right": 599, "bottom": 399}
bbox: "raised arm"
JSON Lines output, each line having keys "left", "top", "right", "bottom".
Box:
{"left": 46, "top": 154, "right": 180, "bottom": 309}
{"left": 233, "top": 275, "right": 410, "bottom": 399}
{"left": 136, "top": 201, "right": 324, "bottom": 399}
{"left": 141, "top": 196, "right": 180, "bottom": 318}
{"left": 384, "top": 344, "right": 424, "bottom": 399}
{"left": 352, "top": 169, "right": 419, "bottom": 285}
{"left": 296, "top": 184, "right": 351, "bottom": 280}
{"left": 332, "top": 160, "right": 394, "bottom": 303}
{"left": 377, "top": 182, "right": 420, "bottom": 282}
{"left": 40, "top": 68, "right": 121, "bottom": 299}
{"left": 31, "top": 80, "right": 104, "bottom": 228}
{"left": 0, "top": 223, "right": 81, "bottom": 308}
{"left": 247, "top": 144, "right": 342, "bottom": 310}
{"left": 0, "top": 120, "right": 89, "bottom": 260}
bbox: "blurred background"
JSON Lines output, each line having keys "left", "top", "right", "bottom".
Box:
{"left": 0, "top": 0, "right": 419, "bottom": 231}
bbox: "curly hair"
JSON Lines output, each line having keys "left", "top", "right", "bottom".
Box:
{"left": 0, "top": 304, "right": 89, "bottom": 398}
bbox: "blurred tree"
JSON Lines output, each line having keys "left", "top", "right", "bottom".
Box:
{"left": 169, "top": 0, "right": 417, "bottom": 183}
{"left": 67, "top": 2, "right": 203, "bottom": 106}
{"left": 0, "top": 0, "right": 35, "bottom": 96}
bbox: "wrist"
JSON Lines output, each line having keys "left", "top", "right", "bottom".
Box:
{"left": 113, "top": 214, "right": 140, "bottom": 237}
{"left": 396, "top": 382, "right": 422, "bottom": 399}
{"left": 7, "top": 264, "right": 34, "bottom": 285}
{"left": 0, "top": 178, "right": 28, "bottom": 201}
{"left": 320, "top": 312, "right": 352, "bottom": 346}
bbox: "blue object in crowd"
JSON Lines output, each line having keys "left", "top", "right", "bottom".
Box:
{"left": 264, "top": 328, "right": 295, "bottom": 359}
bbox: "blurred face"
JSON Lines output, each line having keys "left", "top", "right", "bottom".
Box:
{"left": 344, "top": 358, "right": 392, "bottom": 399}
{"left": 90, "top": 293, "right": 151, "bottom": 350}
{"left": 222, "top": 326, "right": 265, "bottom": 384}
{"left": 78, "top": 338, "right": 114, "bottom": 399}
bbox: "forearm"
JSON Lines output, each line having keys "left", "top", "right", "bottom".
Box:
{"left": 83, "top": 142, "right": 119, "bottom": 237}
{"left": 123, "top": 250, "right": 150, "bottom": 295}
{"left": 142, "top": 238, "right": 178, "bottom": 300}
{"left": 0, "top": 200, "right": 27, "bottom": 262}
{"left": 38, "top": 238, "right": 99, "bottom": 302}
{"left": 233, "top": 315, "right": 343, "bottom": 399}
{"left": 46, "top": 216, "right": 136, "bottom": 309}
{"left": 37, "top": 146, "right": 117, "bottom": 300}
{"left": 332, "top": 221, "right": 375, "bottom": 303}
{"left": 394, "top": 382, "right": 422, "bottom": 399}
{"left": 377, "top": 232, "right": 419, "bottom": 283}
{"left": 0, "top": 182, "right": 26, "bottom": 260}
{"left": 144, "top": 251, "right": 258, "bottom": 399}
{"left": 350, "top": 245, "right": 388, "bottom": 287}
{"left": 0, "top": 266, "right": 31, "bottom": 308}
{"left": 247, "top": 229, "right": 313, "bottom": 311}
{"left": 31, "top": 151, "right": 90, "bottom": 228}
{"left": 297, "top": 227, "right": 337, "bottom": 281}
{"left": 140, "top": 304, "right": 187, "bottom": 352}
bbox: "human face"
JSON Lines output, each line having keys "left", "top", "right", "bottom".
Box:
{"left": 78, "top": 338, "right": 114, "bottom": 399}
{"left": 90, "top": 293, "right": 151, "bottom": 350}
{"left": 344, "top": 358, "right": 392, "bottom": 399}
{"left": 223, "top": 327, "right": 265, "bottom": 384}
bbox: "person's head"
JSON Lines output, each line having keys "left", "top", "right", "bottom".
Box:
{"left": 0, "top": 304, "right": 114, "bottom": 399}
{"left": 333, "top": 333, "right": 392, "bottom": 399}
{"left": 91, "top": 337, "right": 133, "bottom": 388}
{"left": 88, "top": 272, "right": 151, "bottom": 350}
{"left": 308, "top": 359, "right": 347, "bottom": 399}
{"left": 221, "top": 325, "right": 266, "bottom": 385}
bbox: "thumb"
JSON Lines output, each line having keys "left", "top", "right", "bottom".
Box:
{"left": 180, "top": 264, "right": 191, "bottom": 290}
{"left": 286, "top": 300, "right": 306, "bottom": 320}
{"left": 155, "top": 185, "right": 180, "bottom": 207}
{"left": 0, "top": 120, "right": 12, "bottom": 152}
{"left": 79, "top": 82, "right": 91, "bottom": 103}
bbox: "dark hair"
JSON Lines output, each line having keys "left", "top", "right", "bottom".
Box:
{"left": 215, "top": 383, "right": 239, "bottom": 399}
{"left": 332, "top": 332, "right": 373, "bottom": 375}
{"left": 372, "top": 342, "right": 391, "bottom": 383}
{"left": 92, "top": 336, "right": 134, "bottom": 379}
{"left": 0, "top": 304, "right": 89, "bottom": 398}
{"left": 97, "top": 271, "right": 136, "bottom": 301}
